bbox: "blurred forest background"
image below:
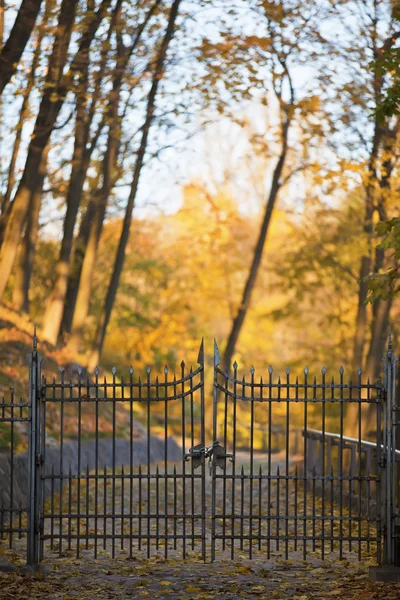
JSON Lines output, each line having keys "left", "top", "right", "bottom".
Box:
{"left": 0, "top": 0, "right": 399, "bottom": 404}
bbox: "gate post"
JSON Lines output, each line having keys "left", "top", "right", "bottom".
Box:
{"left": 383, "top": 334, "right": 398, "bottom": 567}
{"left": 27, "top": 329, "right": 42, "bottom": 568}
{"left": 371, "top": 333, "right": 400, "bottom": 581}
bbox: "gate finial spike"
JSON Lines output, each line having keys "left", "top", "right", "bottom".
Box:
{"left": 214, "top": 339, "right": 221, "bottom": 367}
{"left": 388, "top": 327, "right": 392, "bottom": 351}
{"left": 197, "top": 338, "right": 204, "bottom": 365}
{"left": 33, "top": 325, "right": 37, "bottom": 350}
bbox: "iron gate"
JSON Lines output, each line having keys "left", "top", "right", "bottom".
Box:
{"left": 0, "top": 335, "right": 399, "bottom": 567}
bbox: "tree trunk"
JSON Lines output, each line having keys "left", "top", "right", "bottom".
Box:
{"left": 1, "top": 0, "right": 48, "bottom": 214}
{"left": 12, "top": 156, "right": 46, "bottom": 312}
{"left": 66, "top": 49, "right": 124, "bottom": 351}
{"left": 0, "top": 0, "right": 79, "bottom": 298}
{"left": 222, "top": 118, "right": 290, "bottom": 373}
{"left": 61, "top": 197, "right": 97, "bottom": 335}
{"left": 88, "top": 0, "right": 182, "bottom": 369}
{"left": 64, "top": 0, "right": 163, "bottom": 348}
{"left": 352, "top": 126, "right": 381, "bottom": 369}
{"left": 0, "top": 0, "right": 42, "bottom": 95}
{"left": 67, "top": 195, "right": 107, "bottom": 353}
{"left": 366, "top": 298, "right": 392, "bottom": 380}
{"left": 364, "top": 193, "right": 392, "bottom": 383}
{"left": 42, "top": 25, "right": 92, "bottom": 344}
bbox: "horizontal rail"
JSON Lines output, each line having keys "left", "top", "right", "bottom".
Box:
{"left": 215, "top": 384, "right": 381, "bottom": 403}
{"left": 216, "top": 367, "right": 382, "bottom": 389}
{"left": 43, "top": 380, "right": 203, "bottom": 402}
{"left": 44, "top": 364, "right": 203, "bottom": 388}
{"left": 305, "top": 428, "right": 400, "bottom": 459}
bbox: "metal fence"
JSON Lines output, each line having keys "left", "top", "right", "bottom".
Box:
{"left": 0, "top": 334, "right": 398, "bottom": 567}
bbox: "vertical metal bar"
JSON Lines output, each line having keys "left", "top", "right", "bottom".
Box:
{"left": 231, "top": 361, "right": 238, "bottom": 560}
{"left": 212, "top": 340, "right": 220, "bottom": 562}
{"left": 85, "top": 375, "right": 90, "bottom": 551}
{"left": 348, "top": 377, "right": 353, "bottom": 552}
{"left": 130, "top": 366, "right": 134, "bottom": 560}
{"left": 103, "top": 465, "right": 107, "bottom": 551}
{"left": 198, "top": 342, "right": 206, "bottom": 563}
{"left": 121, "top": 464, "right": 125, "bottom": 552}
{"left": 139, "top": 463, "right": 142, "bottom": 552}
{"left": 138, "top": 373, "right": 143, "bottom": 550}
{"left": 366, "top": 448, "right": 371, "bottom": 554}
{"left": 0, "top": 399, "right": 4, "bottom": 544}
{"left": 321, "top": 367, "right": 326, "bottom": 560}
{"left": 9, "top": 388, "right": 14, "bottom": 550}
{"left": 164, "top": 365, "right": 168, "bottom": 560}
{"left": 112, "top": 367, "right": 116, "bottom": 559}
{"left": 223, "top": 369, "right": 229, "bottom": 552}
{"left": 312, "top": 465, "right": 316, "bottom": 553}
{"left": 189, "top": 367, "right": 195, "bottom": 552}
{"left": 258, "top": 375, "right": 263, "bottom": 553}
{"left": 330, "top": 376, "right": 335, "bottom": 553}
{"left": 330, "top": 465, "right": 334, "bottom": 553}
{"left": 267, "top": 366, "right": 273, "bottom": 559}
{"left": 389, "top": 345, "right": 397, "bottom": 566}
{"left": 294, "top": 465, "right": 298, "bottom": 551}
{"left": 312, "top": 376, "right": 316, "bottom": 553}
{"left": 241, "top": 375, "right": 245, "bottom": 552}
{"left": 383, "top": 337, "right": 397, "bottom": 565}
{"left": 376, "top": 382, "right": 382, "bottom": 565}
{"left": 146, "top": 367, "right": 151, "bottom": 559}
{"left": 51, "top": 465, "right": 54, "bottom": 551}
{"left": 303, "top": 367, "right": 308, "bottom": 561}
{"left": 103, "top": 375, "right": 108, "bottom": 551}
{"left": 249, "top": 366, "right": 255, "bottom": 558}
{"left": 86, "top": 464, "right": 90, "bottom": 551}
{"left": 156, "top": 463, "right": 160, "bottom": 551}
{"left": 173, "top": 464, "right": 177, "bottom": 551}
{"left": 121, "top": 375, "right": 125, "bottom": 552}
{"left": 68, "top": 464, "right": 72, "bottom": 551}
{"left": 285, "top": 368, "right": 290, "bottom": 560}
{"left": 173, "top": 375, "right": 177, "bottom": 551}
{"left": 156, "top": 375, "right": 160, "bottom": 553}
{"left": 258, "top": 464, "right": 262, "bottom": 552}
{"left": 357, "top": 368, "right": 362, "bottom": 561}
{"left": 27, "top": 332, "right": 41, "bottom": 567}
{"left": 39, "top": 375, "right": 46, "bottom": 561}
{"left": 18, "top": 501, "right": 22, "bottom": 541}
{"left": 94, "top": 367, "right": 99, "bottom": 559}
{"left": 0, "top": 499, "right": 3, "bottom": 543}
{"left": 77, "top": 369, "right": 82, "bottom": 558}
{"left": 339, "top": 366, "right": 344, "bottom": 560}
{"left": 240, "top": 465, "right": 244, "bottom": 552}
{"left": 181, "top": 360, "right": 186, "bottom": 559}
{"left": 59, "top": 369, "right": 65, "bottom": 558}
{"left": 276, "top": 465, "right": 280, "bottom": 552}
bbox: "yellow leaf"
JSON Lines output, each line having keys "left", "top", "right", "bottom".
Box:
{"left": 160, "top": 580, "right": 173, "bottom": 586}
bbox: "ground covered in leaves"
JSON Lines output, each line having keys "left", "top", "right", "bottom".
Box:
{"left": 1, "top": 555, "right": 400, "bottom": 600}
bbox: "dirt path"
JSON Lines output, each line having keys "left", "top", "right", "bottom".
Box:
{"left": 1, "top": 554, "right": 400, "bottom": 599}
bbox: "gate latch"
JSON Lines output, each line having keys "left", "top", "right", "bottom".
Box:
{"left": 185, "top": 441, "right": 233, "bottom": 471}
